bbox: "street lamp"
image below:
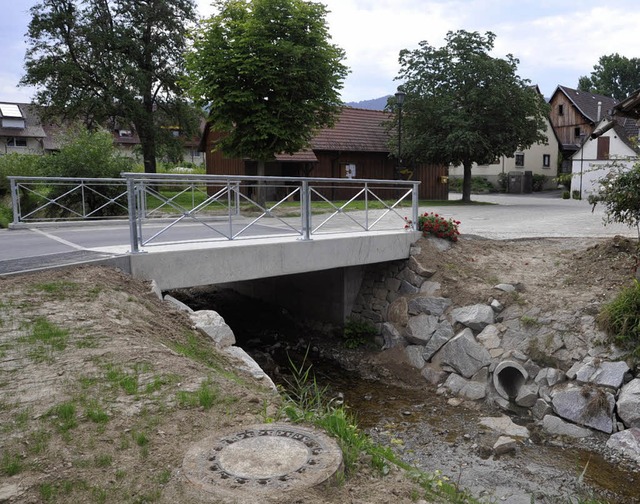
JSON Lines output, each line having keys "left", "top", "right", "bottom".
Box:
{"left": 394, "top": 89, "right": 406, "bottom": 178}
{"left": 579, "top": 132, "right": 586, "bottom": 199}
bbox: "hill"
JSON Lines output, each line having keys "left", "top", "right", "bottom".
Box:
{"left": 345, "top": 95, "right": 390, "bottom": 110}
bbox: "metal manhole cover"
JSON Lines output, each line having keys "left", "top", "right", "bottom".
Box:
{"left": 182, "top": 423, "right": 343, "bottom": 500}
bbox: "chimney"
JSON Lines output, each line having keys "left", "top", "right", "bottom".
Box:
{"left": 597, "top": 101, "right": 602, "bottom": 122}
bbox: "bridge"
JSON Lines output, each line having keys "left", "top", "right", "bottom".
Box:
{"left": 4, "top": 173, "right": 422, "bottom": 322}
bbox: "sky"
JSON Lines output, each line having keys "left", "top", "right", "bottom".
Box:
{"left": 1, "top": 0, "right": 640, "bottom": 104}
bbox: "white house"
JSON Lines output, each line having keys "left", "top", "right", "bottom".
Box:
{"left": 570, "top": 115, "right": 639, "bottom": 199}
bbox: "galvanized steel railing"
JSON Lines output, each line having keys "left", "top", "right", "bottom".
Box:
{"left": 9, "top": 173, "right": 420, "bottom": 252}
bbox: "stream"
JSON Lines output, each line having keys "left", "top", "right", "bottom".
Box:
{"left": 171, "top": 287, "right": 640, "bottom": 504}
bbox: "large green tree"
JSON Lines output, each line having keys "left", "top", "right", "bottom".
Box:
{"left": 185, "top": 0, "right": 348, "bottom": 191}
{"left": 20, "top": 0, "right": 198, "bottom": 173}
{"left": 578, "top": 54, "right": 640, "bottom": 101}
{"left": 393, "top": 30, "right": 549, "bottom": 202}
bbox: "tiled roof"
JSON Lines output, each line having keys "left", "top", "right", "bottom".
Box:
{"left": 613, "top": 87, "right": 640, "bottom": 120}
{"left": 557, "top": 86, "right": 617, "bottom": 123}
{"left": 310, "top": 107, "right": 391, "bottom": 152}
{"left": 613, "top": 116, "right": 640, "bottom": 152}
{"left": 275, "top": 149, "right": 318, "bottom": 162}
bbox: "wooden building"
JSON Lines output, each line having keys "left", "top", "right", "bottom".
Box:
{"left": 548, "top": 86, "right": 617, "bottom": 172}
{"left": 199, "top": 107, "right": 448, "bottom": 200}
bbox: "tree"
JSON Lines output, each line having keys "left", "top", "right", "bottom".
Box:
{"left": 20, "top": 0, "right": 198, "bottom": 174}
{"left": 578, "top": 54, "right": 640, "bottom": 101}
{"left": 392, "top": 30, "right": 549, "bottom": 203}
{"left": 185, "top": 0, "right": 348, "bottom": 201}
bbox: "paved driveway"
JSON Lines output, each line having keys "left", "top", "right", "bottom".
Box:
{"left": 421, "top": 192, "right": 636, "bottom": 240}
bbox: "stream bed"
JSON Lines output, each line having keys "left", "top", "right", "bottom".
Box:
{"left": 172, "top": 287, "right": 640, "bottom": 504}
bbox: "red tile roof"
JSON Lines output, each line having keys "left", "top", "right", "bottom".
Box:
{"left": 311, "top": 107, "right": 391, "bottom": 152}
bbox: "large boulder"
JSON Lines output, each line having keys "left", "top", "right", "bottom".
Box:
{"left": 451, "top": 304, "right": 494, "bottom": 331}
{"left": 422, "top": 321, "right": 454, "bottom": 361}
{"left": 381, "top": 322, "right": 405, "bottom": 350}
{"left": 542, "top": 415, "right": 592, "bottom": 438}
{"left": 574, "top": 358, "right": 630, "bottom": 389}
{"left": 444, "top": 373, "right": 486, "bottom": 401}
{"left": 190, "top": 310, "right": 236, "bottom": 348}
{"left": 438, "top": 328, "right": 491, "bottom": 378}
{"left": 606, "top": 428, "right": 640, "bottom": 464}
{"left": 408, "top": 296, "right": 452, "bottom": 317}
{"left": 617, "top": 379, "right": 640, "bottom": 428}
{"left": 551, "top": 384, "right": 615, "bottom": 433}
{"left": 404, "top": 313, "right": 439, "bottom": 345}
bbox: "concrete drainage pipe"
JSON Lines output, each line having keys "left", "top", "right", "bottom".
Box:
{"left": 493, "top": 360, "right": 528, "bottom": 400}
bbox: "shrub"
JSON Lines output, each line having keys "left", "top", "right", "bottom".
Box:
{"left": 342, "top": 319, "right": 377, "bottom": 348}
{"left": 532, "top": 174, "right": 547, "bottom": 192}
{"left": 572, "top": 190, "right": 581, "bottom": 200}
{"left": 598, "top": 280, "right": 640, "bottom": 358}
{"left": 497, "top": 172, "right": 508, "bottom": 192}
{"left": 0, "top": 153, "right": 42, "bottom": 197}
{"left": 562, "top": 191, "right": 570, "bottom": 199}
{"left": 407, "top": 212, "right": 461, "bottom": 242}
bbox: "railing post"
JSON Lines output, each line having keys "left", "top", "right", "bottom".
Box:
{"left": 227, "top": 180, "right": 234, "bottom": 239}
{"left": 364, "top": 182, "right": 369, "bottom": 231}
{"left": 300, "top": 180, "right": 311, "bottom": 240}
{"left": 412, "top": 182, "right": 420, "bottom": 231}
{"left": 126, "top": 176, "right": 140, "bottom": 253}
{"left": 234, "top": 181, "right": 240, "bottom": 216}
{"left": 10, "top": 178, "right": 20, "bottom": 225}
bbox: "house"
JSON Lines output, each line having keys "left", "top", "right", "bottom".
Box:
{"left": 570, "top": 90, "right": 640, "bottom": 199}
{"left": 200, "top": 107, "right": 448, "bottom": 200}
{"left": 0, "top": 102, "right": 48, "bottom": 155}
{"left": 447, "top": 115, "right": 560, "bottom": 191}
{"left": 548, "top": 85, "right": 617, "bottom": 172}
{"left": 448, "top": 85, "right": 561, "bottom": 191}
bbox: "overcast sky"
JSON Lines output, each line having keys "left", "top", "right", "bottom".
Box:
{"left": 2, "top": 0, "right": 639, "bottom": 104}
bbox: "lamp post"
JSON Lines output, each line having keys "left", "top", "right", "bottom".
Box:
{"left": 579, "top": 132, "right": 586, "bottom": 200}
{"left": 395, "top": 89, "right": 406, "bottom": 179}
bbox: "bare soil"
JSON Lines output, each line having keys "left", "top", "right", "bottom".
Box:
{"left": 0, "top": 235, "right": 638, "bottom": 504}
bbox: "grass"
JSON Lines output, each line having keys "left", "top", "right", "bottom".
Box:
{"left": 598, "top": 279, "right": 640, "bottom": 358}
{"left": 21, "top": 317, "right": 69, "bottom": 363}
{"left": 104, "top": 364, "right": 139, "bottom": 395}
{"left": 34, "top": 281, "right": 77, "bottom": 296}
{"left": 47, "top": 401, "right": 78, "bottom": 433}
{"left": 1, "top": 451, "right": 23, "bottom": 476}
{"left": 176, "top": 380, "right": 220, "bottom": 410}
{"left": 520, "top": 315, "right": 542, "bottom": 328}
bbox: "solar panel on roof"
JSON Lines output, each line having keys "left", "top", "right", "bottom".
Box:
{"left": 0, "top": 104, "right": 23, "bottom": 118}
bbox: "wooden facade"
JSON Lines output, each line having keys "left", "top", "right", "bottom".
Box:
{"left": 200, "top": 108, "right": 449, "bottom": 201}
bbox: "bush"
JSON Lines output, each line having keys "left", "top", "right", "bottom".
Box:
{"left": 532, "top": 174, "right": 547, "bottom": 192}
{"left": 598, "top": 280, "right": 640, "bottom": 358}
{"left": 497, "top": 172, "right": 508, "bottom": 192}
{"left": 0, "top": 153, "right": 42, "bottom": 197}
{"left": 562, "top": 191, "right": 570, "bottom": 199}
{"left": 449, "top": 176, "right": 495, "bottom": 193}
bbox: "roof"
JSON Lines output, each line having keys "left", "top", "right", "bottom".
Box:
{"left": 554, "top": 86, "right": 618, "bottom": 123}
{"left": 613, "top": 116, "right": 640, "bottom": 152}
{"left": 310, "top": 107, "right": 391, "bottom": 152}
{"left": 0, "top": 103, "right": 46, "bottom": 139}
{"left": 613, "top": 87, "right": 640, "bottom": 120}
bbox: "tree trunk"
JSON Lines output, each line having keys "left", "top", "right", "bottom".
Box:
{"left": 462, "top": 160, "right": 473, "bottom": 203}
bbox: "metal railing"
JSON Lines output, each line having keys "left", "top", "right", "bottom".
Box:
{"left": 9, "top": 173, "right": 420, "bottom": 252}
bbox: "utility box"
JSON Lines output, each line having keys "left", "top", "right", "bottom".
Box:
{"left": 508, "top": 171, "right": 523, "bottom": 193}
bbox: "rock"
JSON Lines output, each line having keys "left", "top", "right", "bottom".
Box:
{"left": 515, "top": 384, "right": 539, "bottom": 408}
{"left": 422, "top": 321, "right": 454, "bottom": 361}
{"left": 535, "top": 368, "right": 565, "bottom": 387}
{"left": 421, "top": 364, "right": 448, "bottom": 385}
{"left": 477, "top": 325, "right": 501, "bottom": 350}
{"left": 408, "top": 296, "right": 452, "bottom": 317}
{"left": 451, "top": 304, "right": 495, "bottom": 331}
{"left": 150, "top": 279, "right": 163, "bottom": 300}
{"left": 223, "top": 346, "right": 277, "bottom": 391}
{"left": 387, "top": 298, "right": 409, "bottom": 326}
{"left": 542, "top": 415, "right": 592, "bottom": 438}
{"left": 0, "top": 483, "right": 23, "bottom": 502}
{"left": 617, "top": 379, "right": 640, "bottom": 428}
{"left": 190, "top": 310, "right": 236, "bottom": 348}
{"left": 551, "top": 384, "right": 615, "bottom": 433}
{"left": 479, "top": 415, "right": 529, "bottom": 438}
{"left": 420, "top": 281, "right": 441, "bottom": 296}
{"left": 494, "top": 283, "right": 516, "bottom": 292}
{"left": 408, "top": 255, "right": 436, "bottom": 278}
{"left": 606, "top": 428, "right": 640, "bottom": 464}
{"left": 381, "top": 322, "right": 405, "bottom": 350}
{"left": 399, "top": 268, "right": 426, "bottom": 288}
{"left": 405, "top": 345, "right": 426, "bottom": 370}
{"left": 532, "top": 399, "right": 553, "bottom": 420}
{"left": 444, "top": 373, "right": 486, "bottom": 401}
{"left": 164, "top": 294, "right": 194, "bottom": 313}
{"left": 575, "top": 359, "right": 630, "bottom": 389}
{"left": 439, "top": 328, "right": 491, "bottom": 378}
{"left": 404, "top": 314, "right": 439, "bottom": 345}
{"left": 493, "top": 436, "right": 518, "bottom": 455}
{"left": 490, "top": 299, "right": 504, "bottom": 312}
{"left": 399, "top": 280, "right": 420, "bottom": 295}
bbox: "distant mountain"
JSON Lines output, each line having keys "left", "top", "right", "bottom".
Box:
{"left": 345, "top": 95, "right": 390, "bottom": 111}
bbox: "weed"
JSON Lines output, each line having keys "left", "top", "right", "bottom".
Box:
{"left": 85, "top": 401, "right": 109, "bottom": 424}
{"left": 144, "top": 373, "right": 180, "bottom": 394}
{"left": 47, "top": 401, "right": 78, "bottom": 432}
{"left": 157, "top": 469, "right": 172, "bottom": 484}
{"left": 598, "top": 279, "right": 640, "bottom": 358}
{"left": 176, "top": 380, "right": 219, "bottom": 410}
{"left": 94, "top": 454, "right": 113, "bottom": 468}
{"left": 170, "top": 331, "right": 241, "bottom": 383}
{"left": 76, "top": 335, "right": 100, "bottom": 349}
{"left": 115, "top": 468, "right": 126, "bottom": 480}
{"left": 133, "top": 431, "right": 149, "bottom": 447}
{"left": 28, "top": 430, "right": 51, "bottom": 455}
{"left": 34, "top": 281, "right": 77, "bottom": 297}
{"left": 92, "top": 486, "right": 108, "bottom": 504}
{"left": 105, "top": 364, "right": 139, "bottom": 395}
{"left": 343, "top": 318, "right": 377, "bottom": 349}
{"left": 1, "top": 451, "right": 23, "bottom": 476}
{"left": 520, "top": 315, "right": 541, "bottom": 328}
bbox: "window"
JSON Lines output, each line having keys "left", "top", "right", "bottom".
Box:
{"left": 558, "top": 104, "right": 564, "bottom": 115}
{"left": 574, "top": 127, "right": 581, "bottom": 138}
{"left": 543, "top": 154, "right": 551, "bottom": 168}
{"left": 7, "top": 137, "right": 27, "bottom": 147}
{"left": 515, "top": 153, "right": 524, "bottom": 167}
{"left": 597, "top": 137, "right": 610, "bottom": 160}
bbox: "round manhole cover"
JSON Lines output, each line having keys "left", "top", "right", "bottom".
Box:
{"left": 182, "top": 423, "right": 343, "bottom": 500}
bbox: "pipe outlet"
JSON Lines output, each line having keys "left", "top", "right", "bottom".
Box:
{"left": 493, "top": 360, "right": 528, "bottom": 400}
